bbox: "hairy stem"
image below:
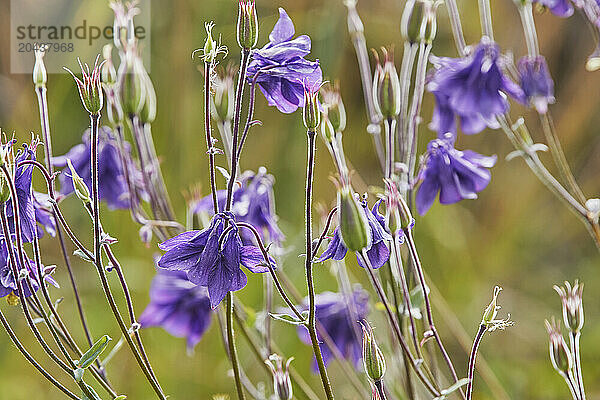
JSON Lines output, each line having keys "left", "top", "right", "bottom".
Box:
{"left": 466, "top": 324, "right": 487, "bottom": 400}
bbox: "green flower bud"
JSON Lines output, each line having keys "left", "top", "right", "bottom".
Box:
{"left": 67, "top": 159, "right": 91, "bottom": 205}
{"left": 545, "top": 318, "right": 572, "bottom": 375}
{"left": 338, "top": 187, "right": 371, "bottom": 252}
{"left": 33, "top": 46, "right": 48, "bottom": 88}
{"left": 372, "top": 48, "right": 401, "bottom": 120}
{"left": 401, "top": 0, "right": 438, "bottom": 44}
{"left": 554, "top": 281, "right": 584, "bottom": 333}
{"left": 303, "top": 85, "right": 321, "bottom": 131}
{"left": 361, "top": 321, "right": 386, "bottom": 382}
{"left": 237, "top": 0, "right": 259, "bottom": 50}
{"left": 117, "top": 50, "right": 146, "bottom": 116}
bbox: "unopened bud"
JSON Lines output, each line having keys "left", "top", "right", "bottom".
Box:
{"left": 554, "top": 281, "right": 584, "bottom": 333}
{"left": 117, "top": 50, "right": 146, "bottom": 116}
{"left": 401, "top": 0, "right": 438, "bottom": 44}
{"left": 303, "top": 85, "right": 321, "bottom": 131}
{"left": 361, "top": 321, "right": 386, "bottom": 382}
{"left": 67, "top": 159, "right": 91, "bottom": 204}
{"left": 545, "top": 318, "right": 572, "bottom": 374}
{"left": 372, "top": 48, "right": 401, "bottom": 120}
{"left": 265, "top": 354, "right": 293, "bottom": 400}
{"left": 237, "top": 0, "right": 259, "bottom": 50}
{"left": 33, "top": 46, "right": 48, "bottom": 87}
{"left": 338, "top": 188, "right": 372, "bottom": 252}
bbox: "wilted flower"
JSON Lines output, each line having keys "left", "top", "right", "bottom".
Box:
{"left": 518, "top": 56, "right": 555, "bottom": 114}
{"left": 247, "top": 8, "right": 323, "bottom": 113}
{"left": 191, "top": 169, "right": 284, "bottom": 243}
{"left": 415, "top": 136, "right": 497, "bottom": 215}
{"left": 54, "top": 127, "right": 143, "bottom": 210}
{"left": 297, "top": 287, "right": 369, "bottom": 368}
{"left": 427, "top": 37, "right": 524, "bottom": 136}
{"left": 64, "top": 56, "right": 105, "bottom": 115}
{"left": 319, "top": 198, "right": 391, "bottom": 269}
{"left": 265, "top": 354, "right": 293, "bottom": 400}
{"left": 554, "top": 281, "right": 584, "bottom": 333}
{"left": 139, "top": 269, "right": 213, "bottom": 350}
{"left": 545, "top": 317, "right": 572, "bottom": 375}
{"left": 157, "top": 212, "right": 275, "bottom": 308}
{"left": 0, "top": 239, "right": 58, "bottom": 299}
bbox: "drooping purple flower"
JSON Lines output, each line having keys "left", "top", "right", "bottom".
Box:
{"left": 53, "top": 127, "right": 143, "bottom": 210}
{"left": 157, "top": 212, "right": 274, "bottom": 309}
{"left": 318, "top": 199, "right": 391, "bottom": 269}
{"left": 6, "top": 141, "right": 38, "bottom": 243}
{"left": 518, "top": 55, "right": 555, "bottom": 114}
{"left": 247, "top": 8, "right": 323, "bottom": 113}
{"left": 427, "top": 37, "right": 524, "bottom": 136}
{"left": 297, "top": 287, "right": 369, "bottom": 368}
{"left": 533, "top": 0, "right": 574, "bottom": 17}
{"left": 0, "top": 239, "right": 58, "bottom": 298}
{"left": 32, "top": 192, "right": 57, "bottom": 238}
{"left": 191, "top": 169, "right": 284, "bottom": 243}
{"left": 139, "top": 269, "right": 213, "bottom": 350}
{"left": 416, "top": 136, "right": 497, "bottom": 215}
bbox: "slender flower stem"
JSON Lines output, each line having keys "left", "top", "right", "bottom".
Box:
{"left": 358, "top": 251, "right": 440, "bottom": 397}
{"left": 478, "top": 0, "right": 494, "bottom": 40}
{"left": 390, "top": 234, "right": 421, "bottom": 358}
{"left": 0, "top": 308, "right": 80, "bottom": 400}
{"left": 35, "top": 84, "right": 98, "bottom": 361}
{"left": 398, "top": 42, "right": 418, "bottom": 167}
{"left": 204, "top": 61, "right": 219, "bottom": 212}
{"left": 227, "top": 292, "right": 246, "bottom": 400}
{"left": 374, "top": 380, "right": 388, "bottom": 400}
{"left": 304, "top": 130, "right": 335, "bottom": 400}
{"left": 344, "top": 0, "right": 385, "bottom": 171}
{"left": 570, "top": 332, "right": 586, "bottom": 400}
{"left": 445, "top": 0, "right": 467, "bottom": 56}
{"left": 89, "top": 113, "right": 167, "bottom": 399}
{"left": 563, "top": 372, "right": 582, "bottom": 400}
{"left": 517, "top": 3, "right": 540, "bottom": 57}
{"left": 226, "top": 48, "right": 251, "bottom": 209}
{"left": 404, "top": 229, "right": 465, "bottom": 399}
{"left": 466, "top": 325, "right": 487, "bottom": 400}
{"left": 384, "top": 118, "right": 396, "bottom": 179}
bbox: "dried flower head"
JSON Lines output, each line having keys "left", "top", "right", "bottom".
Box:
{"left": 193, "top": 22, "right": 228, "bottom": 64}
{"left": 64, "top": 56, "right": 105, "bottom": 115}
{"left": 481, "top": 286, "right": 514, "bottom": 332}
{"left": 265, "top": 354, "right": 293, "bottom": 400}
{"left": 545, "top": 317, "right": 572, "bottom": 375}
{"left": 554, "top": 280, "right": 584, "bottom": 333}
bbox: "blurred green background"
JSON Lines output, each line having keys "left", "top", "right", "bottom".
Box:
{"left": 1, "top": 0, "right": 600, "bottom": 399}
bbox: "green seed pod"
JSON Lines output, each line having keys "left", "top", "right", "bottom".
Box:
{"left": 401, "top": 0, "right": 438, "bottom": 44}
{"left": 117, "top": 51, "right": 146, "bottom": 116}
{"left": 33, "top": 47, "right": 48, "bottom": 88}
{"left": 545, "top": 318, "right": 573, "bottom": 374}
{"left": 303, "top": 87, "right": 321, "bottom": 131}
{"left": 361, "top": 321, "right": 386, "bottom": 382}
{"left": 372, "top": 48, "right": 401, "bottom": 120}
{"left": 67, "top": 159, "right": 91, "bottom": 205}
{"left": 237, "top": 0, "right": 259, "bottom": 50}
{"left": 338, "top": 187, "right": 371, "bottom": 252}
{"left": 139, "top": 68, "right": 157, "bottom": 124}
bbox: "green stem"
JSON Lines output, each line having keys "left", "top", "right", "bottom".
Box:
{"left": 227, "top": 293, "right": 246, "bottom": 400}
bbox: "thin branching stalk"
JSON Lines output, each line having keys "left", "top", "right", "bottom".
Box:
{"left": 304, "top": 130, "right": 335, "bottom": 400}
{"left": 466, "top": 325, "right": 487, "bottom": 400}
{"left": 445, "top": 0, "right": 467, "bottom": 56}
{"left": 570, "top": 332, "right": 586, "bottom": 400}
{"left": 358, "top": 251, "right": 440, "bottom": 397}
{"left": 204, "top": 60, "right": 220, "bottom": 212}
{"left": 227, "top": 292, "right": 246, "bottom": 400}
{"left": 478, "top": 0, "right": 494, "bottom": 40}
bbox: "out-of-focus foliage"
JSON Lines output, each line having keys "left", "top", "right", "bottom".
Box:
{"left": 0, "top": 0, "right": 599, "bottom": 399}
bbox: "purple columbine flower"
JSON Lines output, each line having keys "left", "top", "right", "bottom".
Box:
{"left": 54, "top": 127, "right": 143, "bottom": 210}
{"left": 0, "top": 239, "right": 58, "bottom": 298}
{"left": 297, "top": 287, "right": 369, "bottom": 368}
{"left": 157, "top": 212, "right": 274, "bottom": 309}
{"left": 427, "top": 37, "right": 524, "bottom": 136}
{"left": 247, "top": 8, "right": 323, "bottom": 113}
{"left": 6, "top": 141, "right": 38, "bottom": 243}
{"left": 533, "top": 0, "right": 574, "bottom": 17}
{"left": 139, "top": 269, "right": 213, "bottom": 351}
{"left": 416, "top": 136, "right": 497, "bottom": 215}
{"left": 518, "top": 55, "right": 555, "bottom": 114}
{"left": 318, "top": 199, "right": 391, "bottom": 269}
{"left": 191, "top": 169, "right": 284, "bottom": 243}
{"left": 33, "top": 192, "right": 57, "bottom": 238}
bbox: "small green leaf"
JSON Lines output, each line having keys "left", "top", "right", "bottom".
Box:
{"left": 439, "top": 378, "right": 470, "bottom": 396}
{"left": 77, "top": 335, "right": 112, "bottom": 369}
{"left": 73, "top": 249, "right": 94, "bottom": 263}
{"left": 114, "top": 396, "right": 127, "bottom": 400}
{"left": 269, "top": 312, "right": 307, "bottom": 326}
